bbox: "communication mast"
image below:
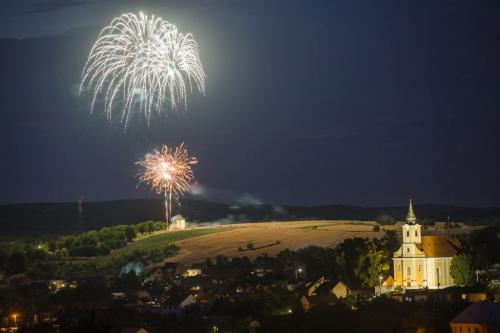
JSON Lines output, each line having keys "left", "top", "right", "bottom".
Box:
{"left": 77, "top": 195, "right": 84, "bottom": 233}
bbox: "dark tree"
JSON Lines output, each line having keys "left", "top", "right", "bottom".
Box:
{"left": 6, "top": 251, "right": 27, "bottom": 275}
{"left": 375, "top": 215, "right": 397, "bottom": 225}
{"left": 124, "top": 225, "right": 137, "bottom": 241}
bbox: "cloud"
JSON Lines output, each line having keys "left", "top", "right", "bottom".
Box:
{"left": 22, "top": 0, "right": 94, "bottom": 14}
{"left": 21, "top": 0, "right": 245, "bottom": 14}
{"left": 235, "top": 193, "right": 262, "bottom": 206}
{"left": 189, "top": 184, "right": 263, "bottom": 206}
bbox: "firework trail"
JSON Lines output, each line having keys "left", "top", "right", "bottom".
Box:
{"left": 80, "top": 12, "right": 206, "bottom": 126}
{"left": 136, "top": 143, "right": 198, "bottom": 224}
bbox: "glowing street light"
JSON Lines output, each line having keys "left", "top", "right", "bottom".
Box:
{"left": 295, "top": 267, "right": 303, "bottom": 280}
{"left": 11, "top": 313, "right": 18, "bottom": 326}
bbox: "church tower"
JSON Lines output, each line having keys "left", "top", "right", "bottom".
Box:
{"left": 402, "top": 199, "right": 421, "bottom": 245}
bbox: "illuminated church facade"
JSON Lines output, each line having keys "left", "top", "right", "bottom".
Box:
{"left": 393, "top": 200, "right": 459, "bottom": 289}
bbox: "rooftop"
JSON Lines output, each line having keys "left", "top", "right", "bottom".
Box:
{"left": 450, "top": 302, "right": 500, "bottom": 325}
{"left": 420, "top": 236, "right": 460, "bottom": 257}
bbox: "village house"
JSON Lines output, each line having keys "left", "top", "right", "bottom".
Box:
{"left": 330, "top": 281, "right": 350, "bottom": 299}
{"left": 306, "top": 276, "right": 351, "bottom": 299}
{"left": 169, "top": 215, "right": 186, "bottom": 231}
{"left": 161, "top": 294, "right": 198, "bottom": 315}
{"left": 450, "top": 302, "right": 500, "bottom": 333}
{"left": 183, "top": 263, "right": 204, "bottom": 277}
{"left": 300, "top": 294, "right": 337, "bottom": 312}
{"left": 144, "top": 262, "right": 186, "bottom": 283}
{"left": 393, "top": 200, "right": 460, "bottom": 289}
{"left": 300, "top": 277, "right": 351, "bottom": 311}
{"left": 376, "top": 275, "right": 395, "bottom": 294}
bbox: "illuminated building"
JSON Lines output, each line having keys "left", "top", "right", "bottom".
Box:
{"left": 393, "top": 200, "right": 459, "bottom": 289}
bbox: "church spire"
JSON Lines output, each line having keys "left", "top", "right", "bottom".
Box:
{"left": 406, "top": 199, "right": 417, "bottom": 224}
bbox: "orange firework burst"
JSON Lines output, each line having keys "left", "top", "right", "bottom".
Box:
{"left": 136, "top": 143, "right": 197, "bottom": 225}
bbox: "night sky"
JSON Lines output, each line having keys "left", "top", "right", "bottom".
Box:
{"left": 1, "top": 0, "right": 500, "bottom": 207}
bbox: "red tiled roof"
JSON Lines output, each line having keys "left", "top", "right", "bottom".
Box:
{"left": 420, "top": 236, "right": 459, "bottom": 257}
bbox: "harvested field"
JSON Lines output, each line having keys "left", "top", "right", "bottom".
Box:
{"left": 169, "top": 220, "right": 383, "bottom": 265}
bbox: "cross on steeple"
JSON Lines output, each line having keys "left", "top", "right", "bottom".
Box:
{"left": 406, "top": 199, "right": 417, "bottom": 224}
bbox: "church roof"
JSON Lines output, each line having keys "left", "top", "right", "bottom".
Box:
{"left": 420, "top": 236, "right": 459, "bottom": 257}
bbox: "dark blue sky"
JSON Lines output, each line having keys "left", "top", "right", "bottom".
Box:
{"left": 1, "top": 0, "right": 500, "bottom": 206}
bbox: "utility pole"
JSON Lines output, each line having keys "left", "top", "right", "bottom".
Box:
{"left": 77, "top": 196, "right": 84, "bottom": 233}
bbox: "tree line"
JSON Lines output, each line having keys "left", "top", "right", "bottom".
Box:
{"left": 48, "top": 220, "right": 165, "bottom": 257}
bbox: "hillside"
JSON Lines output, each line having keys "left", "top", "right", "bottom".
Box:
{"left": 0, "top": 199, "right": 499, "bottom": 234}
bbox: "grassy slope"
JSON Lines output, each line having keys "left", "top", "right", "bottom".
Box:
{"left": 77, "top": 228, "right": 231, "bottom": 267}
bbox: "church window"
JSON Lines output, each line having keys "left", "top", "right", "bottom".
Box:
{"left": 415, "top": 230, "right": 418, "bottom": 236}
{"left": 418, "top": 264, "right": 421, "bottom": 271}
{"left": 406, "top": 247, "right": 410, "bottom": 253}
{"left": 407, "top": 231, "right": 409, "bottom": 237}
{"left": 407, "top": 267, "right": 411, "bottom": 275}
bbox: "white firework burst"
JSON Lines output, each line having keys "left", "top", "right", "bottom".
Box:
{"left": 80, "top": 12, "right": 206, "bottom": 126}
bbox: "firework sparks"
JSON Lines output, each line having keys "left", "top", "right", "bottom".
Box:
{"left": 136, "top": 144, "right": 198, "bottom": 225}
{"left": 80, "top": 12, "right": 206, "bottom": 127}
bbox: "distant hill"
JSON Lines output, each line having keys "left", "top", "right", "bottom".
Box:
{"left": 0, "top": 199, "right": 499, "bottom": 234}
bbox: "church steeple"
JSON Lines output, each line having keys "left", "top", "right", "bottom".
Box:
{"left": 406, "top": 199, "right": 417, "bottom": 224}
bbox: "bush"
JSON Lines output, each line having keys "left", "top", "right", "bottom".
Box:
{"left": 375, "top": 215, "right": 397, "bottom": 225}
{"left": 59, "top": 236, "right": 76, "bottom": 249}
{"left": 48, "top": 240, "right": 58, "bottom": 252}
{"left": 97, "top": 243, "right": 111, "bottom": 256}
{"left": 69, "top": 246, "right": 98, "bottom": 257}
{"left": 373, "top": 225, "right": 381, "bottom": 232}
{"left": 58, "top": 248, "right": 68, "bottom": 258}
{"left": 154, "top": 221, "right": 165, "bottom": 231}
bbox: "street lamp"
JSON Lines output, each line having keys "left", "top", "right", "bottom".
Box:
{"left": 295, "top": 267, "right": 303, "bottom": 280}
